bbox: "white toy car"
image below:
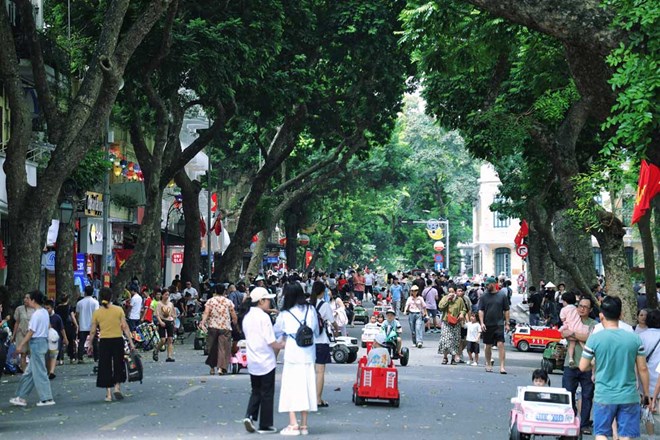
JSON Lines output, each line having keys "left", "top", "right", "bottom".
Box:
{"left": 330, "top": 336, "right": 359, "bottom": 363}
{"left": 509, "top": 386, "right": 581, "bottom": 440}
{"left": 361, "top": 323, "right": 381, "bottom": 348}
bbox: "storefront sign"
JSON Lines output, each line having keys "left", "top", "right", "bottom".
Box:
{"left": 172, "top": 253, "right": 184, "bottom": 264}
{"left": 85, "top": 191, "right": 103, "bottom": 217}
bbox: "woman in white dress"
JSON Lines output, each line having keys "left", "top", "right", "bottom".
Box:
{"left": 274, "top": 283, "right": 319, "bottom": 436}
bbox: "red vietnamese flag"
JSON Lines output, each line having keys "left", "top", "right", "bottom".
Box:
{"left": 211, "top": 193, "right": 218, "bottom": 212}
{"left": 514, "top": 220, "right": 529, "bottom": 247}
{"left": 631, "top": 160, "right": 660, "bottom": 225}
{"left": 212, "top": 215, "right": 222, "bottom": 236}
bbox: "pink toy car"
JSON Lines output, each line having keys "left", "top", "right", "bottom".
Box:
{"left": 229, "top": 340, "right": 248, "bottom": 374}
{"left": 509, "top": 386, "right": 581, "bottom": 440}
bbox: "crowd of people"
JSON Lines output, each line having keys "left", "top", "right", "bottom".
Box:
{"left": 2, "top": 267, "right": 659, "bottom": 439}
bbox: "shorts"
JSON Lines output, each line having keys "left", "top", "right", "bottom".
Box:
{"left": 467, "top": 341, "right": 480, "bottom": 354}
{"left": 315, "top": 343, "right": 331, "bottom": 365}
{"left": 158, "top": 320, "right": 175, "bottom": 338}
{"left": 482, "top": 325, "right": 505, "bottom": 345}
{"left": 427, "top": 309, "right": 438, "bottom": 319}
{"left": 48, "top": 349, "right": 59, "bottom": 360}
{"left": 593, "top": 402, "right": 640, "bottom": 438}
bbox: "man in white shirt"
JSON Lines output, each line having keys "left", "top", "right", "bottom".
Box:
{"left": 127, "top": 286, "right": 143, "bottom": 331}
{"left": 76, "top": 286, "right": 99, "bottom": 363}
{"left": 364, "top": 269, "right": 374, "bottom": 301}
{"left": 182, "top": 281, "right": 199, "bottom": 299}
{"left": 242, "top": 287, "right": 283, "bottom": 434}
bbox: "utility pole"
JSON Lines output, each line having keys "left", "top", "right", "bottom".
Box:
{"left": 101, "top": 119, "right": 111, "bottom": 282}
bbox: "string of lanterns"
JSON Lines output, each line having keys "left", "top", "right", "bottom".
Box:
{"left": 108, "top": 145, "right": 144, "bottom": 181}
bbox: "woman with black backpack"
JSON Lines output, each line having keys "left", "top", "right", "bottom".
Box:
{"left": 273, "top": 282, "right": 319, "bottom": 436}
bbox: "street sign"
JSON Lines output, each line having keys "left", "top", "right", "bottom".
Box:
{"left": 434, "top": 262, "right": 444, "bottom": 271}
{"left": 172, "top": 252, "right": 184, "bottom": 264}
{"left": 516, "top": 245, "right": 529, "bottom": 258}
{"left": 434, "top": 253, "right": 444, "bottom": 263}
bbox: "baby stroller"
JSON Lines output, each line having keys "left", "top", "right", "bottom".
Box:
{"left": 133, "top": 322, "right": 160, "bottom": 352}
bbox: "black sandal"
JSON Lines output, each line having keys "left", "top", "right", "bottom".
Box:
{"left": 450, "top": 359, "right": 457, "bottom": 365}
{"left": 442, "top": 358, "right": 448, "bottom": 365}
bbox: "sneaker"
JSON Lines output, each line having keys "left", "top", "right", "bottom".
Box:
{"left": 417, "top": 342, "right": 422, "bottom": 348}
{"left": 153, "top": 351, "right": 159, "bottom": 362}
{"left": 243, "top": 417, "right": 257, "bottom": 433}
{"left": 36, "top": 400, "right": 55, "bottom": 407}
{"left": 48, "top": 373, "right": 56, "bottom": 380}
{"left": 580, "top": 427, "right": 592, "bottom": 435}
{"left": 258, "top": 427, "right": 278, "bottom": 434}
{"left": 9, "top": 397, "right": 27, "bottom": 407}
{"left": 166, "top": 358, "right": 175, "bottom": 362}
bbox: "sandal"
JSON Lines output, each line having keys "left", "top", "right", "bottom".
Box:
{"left": 300, "top": 425, "right": 309, "bottom": 435}
{"left": 104, "top": 396, "right": 112, "bottom": 402}
{"left": 280, "top": 424, "right": 300, "bottom": 436}
{"left": 113, "top": 391, "right": 124, "bottom": 401}
{"left": 450, "top": 359, "right": 457, "bottom": 365}
{"left": 442, "top": 358, "right": 448, "bottom": 365}
{"left": 485, "top": 367, "right": 493, "bottom": 373}
{"left": 318, "top": 401, "right": 329, "bottom": 407}
{"left": 209, "top": 368, "right": 215, "bottom": 375}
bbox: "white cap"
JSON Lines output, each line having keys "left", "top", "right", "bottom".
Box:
{"left": 250, "top": 287, "right": 275, "bottom": 302}
{"left": 545, "top": 282, "right": 556, "bottom": 289}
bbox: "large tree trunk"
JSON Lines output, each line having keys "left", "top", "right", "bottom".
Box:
{"left": 553, "top": 210, "right": 598, "bottom": 291}
{"left": 176, "top": 172, "right": 202, "bottom": 289}
{"left": 55, "top": 219, "right": 76, "bottom": 301}
{"left": 592, "top": 210, "right": 636, "bottom": 322}
{"left": 246, "top": 230, "right": 269, "bottom": 278}
{"left": 638, "top": 205, "right": 657, "bottom": 309}
{"left": 142, "top": 233, "right": 162, "bottom": 291}
{"left": 6, "top": 216, "right": 47, "bottom": 304}
{"left": 284, "top": 209, "right": 300, "bottom": 271}
{"left": 527, "top": 221, "right": 555, "bottom": 290}
{"left": 112, "top": 180, "right": 163, "bottom": 298}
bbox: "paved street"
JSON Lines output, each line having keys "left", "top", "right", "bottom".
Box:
{"left": 0, "top": 295, "right": 573, "bottom": 439}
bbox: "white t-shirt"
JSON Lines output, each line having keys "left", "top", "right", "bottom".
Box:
{"left": 466, "top": 322, "right": 482, "bottom": 342}
{"left": 274, "top": 304, "right": 318, "bottom": 364}
{"left": 242, "top": 307, "right": 277, "bottom": 376}
{"left": 314, "top": 300, "right": 334, "bottom": 345}
{"left": 183, "top": 287, "right": 199, "bottom": 299}
{"left": 364, "top": 273, "right": 374, "bottom": 286}
{"left": 129, "top": 293, "right": 143, "bottom": 320}
{"left": 29, "top": 308, "right": 50, "bottom": 338}
{"left": 592, "top": 320, "right": 634, "bottom": 334}
{"left": 76, "top": 296, "right": 100, "bottom": 331}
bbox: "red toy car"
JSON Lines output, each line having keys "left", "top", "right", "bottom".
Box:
{"left": 352, "top": 353, "right": 400, "bottom": 407}
{"left": 511, "top": 324, "right": 562, "bottom": 352}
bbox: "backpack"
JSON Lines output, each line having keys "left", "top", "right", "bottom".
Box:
{"left": 468, "top": 289, "right": 479, "bottom": 304}
{"left": 288, "top": 306, "right": 314, "bottom": 347}
{"left": 315, "top": 300, "right": 335, "bottom": 343}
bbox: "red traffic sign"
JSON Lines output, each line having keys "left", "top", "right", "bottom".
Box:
{"left": 434, "top": 253, "right": 444, "bottom": 263}
{"left": 516, "top": 245, "right": 528, "bottom": 258}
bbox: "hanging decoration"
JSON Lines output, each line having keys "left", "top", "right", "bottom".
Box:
{"left": 108, "top": 145, "right": 144, "bottom": 182}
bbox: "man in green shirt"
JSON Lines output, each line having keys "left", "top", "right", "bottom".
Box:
{"left": 580, "top": 296, "right": 650, "bottom": 440}
{"left": 561, "top": 295, "right": 596, "bottom": 436}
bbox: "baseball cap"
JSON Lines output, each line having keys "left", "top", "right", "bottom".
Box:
{"left": 385, "top": 309, "right": 396, "bottom": 315}
{"left": 485, "top": 277, "right": 498, "bottom": 284}
{"left": 250, "top": 287, "right": 275, "bottom": 302}
{"left": 374, "top": 333, "right": 386, "bottom": 345}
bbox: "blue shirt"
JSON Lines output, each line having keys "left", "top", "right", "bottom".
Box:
{"left": 390, "top": 285, "right": 402, "bottom": 301}
{"left": 582, "top": 328, "right": 645, "bottom": 404}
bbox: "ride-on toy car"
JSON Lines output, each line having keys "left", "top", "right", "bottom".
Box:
{"left": 352, "top": 305, "right": 369, "bottom": 325}
{"left": 352, "top": 348, "right": 400, "bottom": 407}
{"left": 511, "top": 324, "right": 562, "bottom": 352}
{"left": 509, "top": 386, "right": 581, "bottom": 440}
{"left": 372, "top": 305, "right": 392, "bottom": 317}
{"left": 228, "top": 339, "right": 248, "bottom": 374}
{"left": 361, "top": 323, "right": 381, "bottom": 348}
{"left": 331, "top": 336, "right": 359, "bottom": 364}
{"left": 541, "top": 342, "right": 566, "bottom": 374}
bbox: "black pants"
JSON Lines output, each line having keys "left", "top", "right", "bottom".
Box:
{"left": 246, "top": 368, "right": 275, "bottom": 430}
{"left": 61, "top": 325, "right": 77, "bottom": 360}
{"left": 78, "top": 330, "right": 98, "bottom": 361}
{"left": 96, "top": 338, "right": 126, "bottom": 388}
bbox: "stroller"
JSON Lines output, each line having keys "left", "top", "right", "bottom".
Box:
{"left": 133, "top": 322, "right": 160, "bottom": 352}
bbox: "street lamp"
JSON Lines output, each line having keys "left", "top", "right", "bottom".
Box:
{"left": 162, "top": 196, "right": 183, "bottom": 287}
{"left": 59, "top": 199, "right": 75, "bottom": 224}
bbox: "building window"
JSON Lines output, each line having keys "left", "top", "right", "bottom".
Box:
{"left": 593, "top": 248, "right": 604, "bottom": 276}
{"left": 494, "top": 248, "right": 510, "bottom": 278}
{"left": 492, "top": 196, "right": 511, "bottom": 228}
{"left": 625, "top": 246, "right": 634, "bottom": 268}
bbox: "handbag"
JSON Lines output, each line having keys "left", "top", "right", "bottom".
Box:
{"left": 446, "top": 313, "right": 459, "bottom": 326}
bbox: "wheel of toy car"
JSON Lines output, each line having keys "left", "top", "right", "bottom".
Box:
{"left": 354, "top": 391, "right": 365, "bottom": 406}
{"left": 231, "top": 363, "right": 240, "bottom": 374}
{"left": 541, "top": 357, "right": 555, "bottom": 374}
{"left": 347, "top": 351, "right": 358, "bottom": 364}
{"left": 390, "top": 398, "right": 400, "bottom": 408}
{"left": 517, "top": 340, "right": 530, "bottom": 352}
{"left": 194, "top": 338, "right": 203, "bottom": 350}
{"left": 399, "top": 347, "right": 409, "bottom": 366}
{"left": 509, "top": 424, "right": 530, "bottom": 440}
{"left": 361, "top": 341, "right": 367, "bottom": 348}
{"left": 333, "top": 345, "right": 350, "bottom": 364}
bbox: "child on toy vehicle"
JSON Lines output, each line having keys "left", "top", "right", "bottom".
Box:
{"left": 381, "top": 309, "right": 402, "bottom": 357}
